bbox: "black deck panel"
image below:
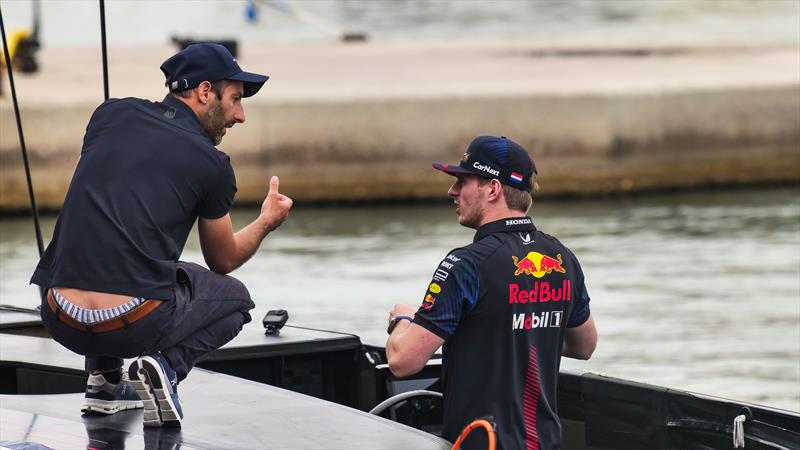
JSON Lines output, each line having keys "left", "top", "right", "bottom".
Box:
{"left": 0, "top": 335, "right": 451, "bottom": 449}
{"left": 0, "top": 310, "right": 362, "bottom": 356}
{"left": 0, "top": 310, "right": 41, "bottom": 327}
{"left": 0, "top": 310, "right": 45, "bottom": 336}
{"left": 1, "top": 333, "right": 85, "bottom": 371}
{"left": 203, "top": 324, "right": 362, "bottom": 361}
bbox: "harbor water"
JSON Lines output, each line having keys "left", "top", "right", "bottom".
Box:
{"left": 1, "top": 186, "right": 798, "bottom": 412}
{"left": 1, "top": 0, "right": 798, "bottom": 419}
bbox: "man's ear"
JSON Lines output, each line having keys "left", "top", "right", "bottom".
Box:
{"left": 488, "top": 179, "right": 503, "bottom": 202}
{"left": 196, "top": 81, "right": 213, "bottom": 105}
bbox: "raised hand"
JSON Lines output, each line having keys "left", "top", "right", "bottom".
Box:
{"left": 261, "top": 176, "right": 293, "bottom": 232}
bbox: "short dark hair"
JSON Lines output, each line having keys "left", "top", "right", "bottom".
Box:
{"left": 503, "top": 184, "right": 533, "bottom": 213}
{"left": 168, "top": 80, "right": 230, "bottom": 99}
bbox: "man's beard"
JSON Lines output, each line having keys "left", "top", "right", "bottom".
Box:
{"left": 201, "top": 100, "right": 228, "bottom": 145}
{"left": 458, "top": 202, "right": 484, "bottom": 230}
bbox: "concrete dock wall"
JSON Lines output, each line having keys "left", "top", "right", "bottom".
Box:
{"left": 1, "top": 42, "right": 798, "bottom": 210}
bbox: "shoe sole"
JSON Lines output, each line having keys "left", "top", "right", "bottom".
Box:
{"left": 81, "top": 398, "right": 143, "bottom": 415}
{"left": 129, "top": 359, "right": 163, "bottom": 427}
{"left": 130, "top": 356, "right": 182, "bottom": 428}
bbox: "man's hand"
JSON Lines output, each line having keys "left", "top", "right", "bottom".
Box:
{"left": 261, "top": 176, "right": 293, "bottom": 233}
{"left": 199, "top": 175, "right": 293, "bottom": 274}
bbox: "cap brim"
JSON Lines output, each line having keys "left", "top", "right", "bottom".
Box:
{"left": 432, "top": 162, "right": 478, "bottom": 176}
{"left": 228, "top": 71, "right": 269, "bottom": 97}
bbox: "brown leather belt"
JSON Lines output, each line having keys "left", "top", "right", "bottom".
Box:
{"left": 47, "top": 290, "right": 160, "bottom": 333}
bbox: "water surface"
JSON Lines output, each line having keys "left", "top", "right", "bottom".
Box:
{"left": 1, "top": 187, "right": 798, "bottom": 411}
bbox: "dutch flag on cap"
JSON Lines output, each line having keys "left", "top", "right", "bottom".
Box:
{"left": 510, "top": 172, "right": 524, "bottom": 183}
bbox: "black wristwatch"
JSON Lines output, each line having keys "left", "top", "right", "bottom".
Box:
{"left": 387, "top": 315, "right": 413, "bottom": 335}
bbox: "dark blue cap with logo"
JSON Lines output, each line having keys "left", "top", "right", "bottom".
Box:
{"left": 433, "top": 136, "right": 537, "bottom": 191}
{"left": 160, "top": 43, "right": 269, "bottom": 98}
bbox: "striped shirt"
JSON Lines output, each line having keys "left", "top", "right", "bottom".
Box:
{"left": 52, "top": 288, "right": 145, "bottom": 325}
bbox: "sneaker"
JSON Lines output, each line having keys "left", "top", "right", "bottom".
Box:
{"left": 129, "top": 353, "right": 183, "bottom": 427}
{"left": 81, "top": 371, "right": 144, "bottom": 414}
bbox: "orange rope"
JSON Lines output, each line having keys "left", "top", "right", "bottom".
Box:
{"left": 451, "top": 418, "right": 496, "bottom": 450}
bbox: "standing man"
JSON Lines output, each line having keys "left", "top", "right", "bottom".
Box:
{"left": 31, "top": 43, "right": 292, "bottom": 428}
{"left": 386, "top": 136, "right": 597, "bottom": 449}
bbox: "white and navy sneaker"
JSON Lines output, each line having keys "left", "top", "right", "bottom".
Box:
{"left": 129, "top": 353, "right": 183, "bottom": 427}
{"left": 81, "top": 371, "right": 144, "bottom": 414}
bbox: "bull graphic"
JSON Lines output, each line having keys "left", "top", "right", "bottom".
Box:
{"left": 512, "top": 252, "right": 566, "bottom": 278}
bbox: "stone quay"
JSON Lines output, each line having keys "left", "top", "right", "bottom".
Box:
{"left": 1, "top": 41, "right": 798, "bottom": 211}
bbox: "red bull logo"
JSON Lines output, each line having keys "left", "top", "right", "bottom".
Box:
{"left": 512, "top": 252, "right": 566, "bottom": 278}
{"left": 422, "top": 293, "right": 436, "bottom": 310}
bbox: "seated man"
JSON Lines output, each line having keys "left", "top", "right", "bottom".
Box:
{"left": 386, "top": 136, "right": 598, "bottom": 449}
{"left": 31, "top": 43, "right": 292, "bottom": 427}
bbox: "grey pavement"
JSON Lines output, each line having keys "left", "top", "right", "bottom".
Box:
{"left": 3, "top": 41, "right": 799, "bottom": 105}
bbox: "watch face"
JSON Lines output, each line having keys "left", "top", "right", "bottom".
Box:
{"left": 387, "top": 318, "right": 399, "bottom": 335}
{"left": 387, "top": 316, "right": 412, "bottom": 335}
{"left": 387, "top": 317, "right": 406, "bottom": 335}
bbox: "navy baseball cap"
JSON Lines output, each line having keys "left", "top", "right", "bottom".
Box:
{"left": 160, "top": 43, "right": 268, "bottom": 98}
{"left": 433, "top": 136, "right": 537, "bottom": 191}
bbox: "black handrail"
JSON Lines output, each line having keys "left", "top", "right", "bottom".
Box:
{"left": 0, "top": 6, "right": 45, "bottom": 258}
{"left": 99, "top": 0, "right": 109, "bottom": 100}
{"left": 0, "top": 5, "right": 46, "bottom": 305}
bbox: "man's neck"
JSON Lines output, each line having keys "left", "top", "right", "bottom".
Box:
{"left": 169, "top": 93, "right": 205, "bottom": 121}
{"left": 477, "top": 207, "right": 527, "bottom": 228}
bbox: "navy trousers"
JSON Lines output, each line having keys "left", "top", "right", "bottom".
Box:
{"left": 40, "top": 262, "right": 255, "bottom": 381}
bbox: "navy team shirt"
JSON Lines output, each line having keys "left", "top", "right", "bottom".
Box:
{"left": 31, "top": 96, "right": 236, "bottom": 300}
{"left": 413, "top": 217, "right": 591, "bottom": 450}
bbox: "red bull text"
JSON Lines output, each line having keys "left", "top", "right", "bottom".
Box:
{"left": 509, "top": 280, "right": 572, "bottom": 304}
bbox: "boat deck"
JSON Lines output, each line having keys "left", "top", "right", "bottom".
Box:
{"left": 0, "top": 327, "right": 450, "bottom": 449}
{"left": 3, "top": 310, "right": 798, "bottom": 449}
